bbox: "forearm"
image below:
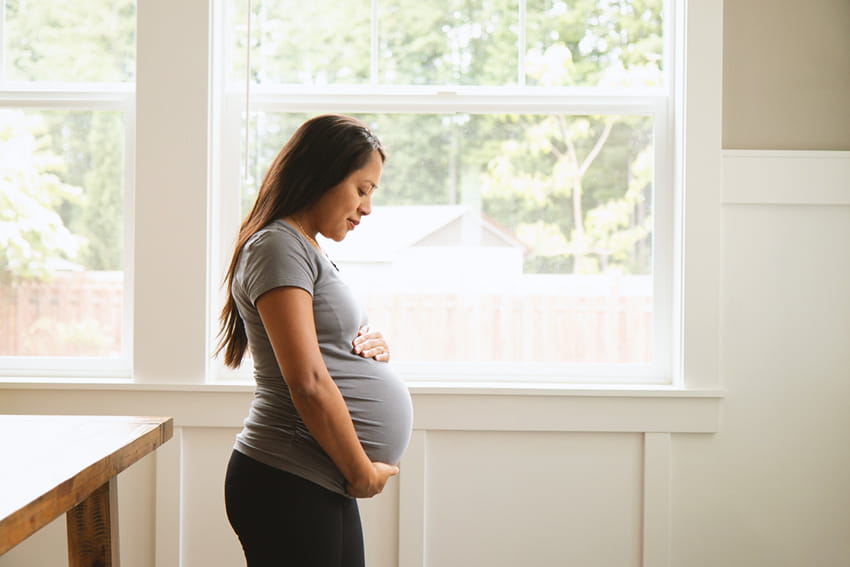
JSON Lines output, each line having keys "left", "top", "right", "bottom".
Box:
{"left": 255, "top": 286, "right": 393, "bottom": 496}
{"left": 289, "top": 372, "right": 373, "bottom": 490}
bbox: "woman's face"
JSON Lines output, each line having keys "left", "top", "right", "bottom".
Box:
{"left": 308, "top": 149, "right": 383, "bottom": 242}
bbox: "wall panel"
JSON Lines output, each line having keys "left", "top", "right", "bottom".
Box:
{"left": 425, "top": 431, "right": 643, "bottom": 567}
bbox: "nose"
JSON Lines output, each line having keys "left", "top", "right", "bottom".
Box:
{"left": 358, "top": 193, "right": 372, "bottom": 216}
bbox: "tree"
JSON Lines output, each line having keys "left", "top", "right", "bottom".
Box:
{"left": 4, "top": 0, "right": 135, "bottom": 82}
{"left": 238, "top": 0, "right": 663, "bottom": 276}
{"left": 4, "top": 0, "right": 133, "bottom": 272}
{"left": 0, "top": 110, "right": 81, "bottom": 279}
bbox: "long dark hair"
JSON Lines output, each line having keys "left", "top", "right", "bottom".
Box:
{"left": 215, "top": 114, "right": 385, "bottom": 367}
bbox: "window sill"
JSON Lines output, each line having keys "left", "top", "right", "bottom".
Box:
{"left": 0, "top": 378, "right": 722, "bottom": 434}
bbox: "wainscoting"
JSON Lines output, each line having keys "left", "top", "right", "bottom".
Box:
{"left": 0, "top": 386, "right": 719, "bottom": 567}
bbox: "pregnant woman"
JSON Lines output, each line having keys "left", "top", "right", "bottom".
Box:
{"left": 216, "top": 114, "right": 413, "bottom": 566}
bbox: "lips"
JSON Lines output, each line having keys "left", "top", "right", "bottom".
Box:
{"left": 347, "top": 219, "right": 359, "bottom": 230}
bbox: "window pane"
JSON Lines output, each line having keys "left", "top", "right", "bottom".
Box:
{"left": 3, "top": 0, "right": 136, "bottom": 82}
{"left": 243, "top": 112, "right": 653, "bottom": 364}
{"left": 525, "top": 0, "right": 664, "bottom": 87}
{"left": 0, "top": 109, "right": 125, "bottom": 357}
{"left": 230, "top": 0, "right": 371, "bottom": 85}
{"left": 378, "top": 0, "right": 519, "bottom": 85}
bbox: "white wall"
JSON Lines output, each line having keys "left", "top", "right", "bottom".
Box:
{"left": 2, "top": 152, "right": 848, "bottom": 567}
{"left": 671, "top": 151, "right": 850, "bottom": 566}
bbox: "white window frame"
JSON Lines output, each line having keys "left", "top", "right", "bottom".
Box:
{"left": 0, "top": 82, "right": 136, "bottom": 379}
{"left": 209, "top": 0, "right": 685, "bottom": 386}
{"left": 0, "top": 0, "right": 722, "bottom": 394}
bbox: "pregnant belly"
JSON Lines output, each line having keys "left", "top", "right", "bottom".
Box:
{"left": 333, "top": 358, "right": 413, "bottom": 466}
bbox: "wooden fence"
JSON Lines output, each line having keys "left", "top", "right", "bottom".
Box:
{"left": 0, "top": 272, "right": 123, "bottom": 357}
{"left": 0, "top": 273, "right": 652, "bottom": 363}
{"left": 362, "top": 290, "right": 652, "bottom": 364}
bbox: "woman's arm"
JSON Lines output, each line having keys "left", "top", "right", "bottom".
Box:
{"left": 256, "top": 286, "right": 398, "bottom": 498}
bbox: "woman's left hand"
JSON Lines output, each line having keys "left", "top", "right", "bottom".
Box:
{"left": 353, "top": 325, "right": 390, "bottom": 362}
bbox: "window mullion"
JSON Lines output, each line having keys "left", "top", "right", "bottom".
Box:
{"left": 518, "top": 0, "right": 526, "bottom": 86}
{"left": 248, "top": 90, "right": 666, "bottom": 116}
{"left": 0, "top": 84, "right": 132, "bottom": 109}
{"left": 0, "top": 1, "right": 5, "bottom": 84}
{"left": 370, "top": 0, "right": 379, "bottom": 83}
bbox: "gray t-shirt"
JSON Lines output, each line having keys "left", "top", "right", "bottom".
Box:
{"left": 231, "top": 220, "right": 413, "bottom": 496}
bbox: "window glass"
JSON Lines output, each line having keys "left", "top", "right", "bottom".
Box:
{"left": 242, "top": 111, "right": 653, "bottom": 364}
{"left": 378, "top": 0, "right": 520, "bottom": 85}
{"left": 221, "top": 0, "right": 669, "bottom": 378}
{"left": 3, "top": 0, "right": 136, "bottom": 82}
{"left": 525, "top": 0, "right": 664, "bottom": 87}
{"left": 230, "top": 0, "right": 371, "bottom": 85}
{"left": 0, "top": 109, "right": 126, "bottom": 358}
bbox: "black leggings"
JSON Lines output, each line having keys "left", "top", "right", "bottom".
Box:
{"left": 224, "top": 450, "right": 365, "bottom": 567}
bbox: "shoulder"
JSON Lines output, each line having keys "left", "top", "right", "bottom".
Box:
{"left": 236, "top": 221, "right": 319, "bottom": 301}
{"left": 247, "top": 220, "right": 301, "bottom": 250}
{"left": 243, "top": 221, "right": 315, "bottom": 262}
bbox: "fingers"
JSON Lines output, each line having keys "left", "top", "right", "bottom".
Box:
{"left": 355, "top": 342, "right": 389, "bottom": 360}
{"left": 352, "top": 326, "right": 390, "bottom": 362}
{"left": 346, "top": 462, "right": 400, "bottom": 498}
{"left": 374, "top": 350, "right": 390, "bottom": 362}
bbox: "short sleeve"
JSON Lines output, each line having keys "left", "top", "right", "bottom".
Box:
{"left": 239, "top": 227, "right": 317, "bottom": 305}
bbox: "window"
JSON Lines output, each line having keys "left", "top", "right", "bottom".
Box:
{"left": 0, "top": 0, "right": 135, "bottom": 376}
{"left": 213, "top": 0, "right": 679, "bottom": 383}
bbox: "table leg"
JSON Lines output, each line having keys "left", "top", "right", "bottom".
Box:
{"left": 66, "top": 477, "right": 120, "bottom": 567}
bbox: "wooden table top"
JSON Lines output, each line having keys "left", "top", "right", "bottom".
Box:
{"left": 0, "top": 415, "right": 173, "bottom": 556}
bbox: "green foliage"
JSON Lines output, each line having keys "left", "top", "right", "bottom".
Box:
{"left": 234, "top": 0, "right": 663, "bottom": 275}
{"left": 3, "top": 0, "right": 131, "bottom": 276}
{"left": 526, "top": 0, "right": 663, "bottom": 86}
{"left": 0, "top": 109, "right": 125, "bottom": 276}
{"left": 481, "top": 113, "right": 653, "bottom": 274}
{"left": 0, "top": 111, "right": 82, "bottom": 279}
{"left": 379, "top": 0, "right": 520, "bottom": 85}
{"left": 5, "top": 0, "right": 135, "bottom": 81}
{"left": 232, "top": 0, "right": 371, "bottom": 84}
{"left": 76, "top": 114, "right": 125, "bottom": 270}
{"left": 40, "top": 111, "right": 126, "bottom": 271}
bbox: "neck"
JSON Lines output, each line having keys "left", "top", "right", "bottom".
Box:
{"left": 290, "top": 216, "right": 320, "bottom": 251}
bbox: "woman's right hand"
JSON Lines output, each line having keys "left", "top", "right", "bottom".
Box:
{"left": 346, "top": 462, "right": 400, "bottom": 498}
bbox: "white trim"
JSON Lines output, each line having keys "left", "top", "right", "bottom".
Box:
{"left": 642, "top": 432, "right": 672, "bottom": 567}
{"left": 210, "top": 3, "right": 682, "bottom": 386}
{"left": 0, "top": 380, "right": 720, "bottom": 566}
{"left": 0, "top": 90, "right": 135, "bottom": 378}
{"left": 246, "top": 86, "right": 665, "bottom": 115}
{"left": 0, "top": 382, "right": 721, "bottom": 432}
{"left": 670, "top": 0, "right": 687, "bottom": 389}
{"left": 0, "top": 358, "right": 130, "bottom": 378}
{"left": 722, "top": 150, "right": 850, "bottom": 206}
{"left": 208, "top": 0, "right": 226, "bottom": 386}
{"left": 398, "top": 430, "right": 428, "bottom": 567}
{"left": 155, "top": 425, "right": 182, "bottom": 567}
{"left": 653, "top": 95, "right": 676, "bottom": 383}
{"left": 123, "top": 94, "right": 137, "bottom": 378}
{"left": 134, "top": 0, "right": 211, "bottom": 384}
{"left": 0, "top": 83, "right": 133, "bottom": 108}
{"left": 679, "top": 0, "right": 723, "bottom": 390}
{"left": 409, "top": 392, "right": 719, "bottom": 433}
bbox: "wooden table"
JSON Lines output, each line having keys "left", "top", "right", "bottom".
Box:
{"left": 0, "top": 415, "right": 173, "bottom": 566}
